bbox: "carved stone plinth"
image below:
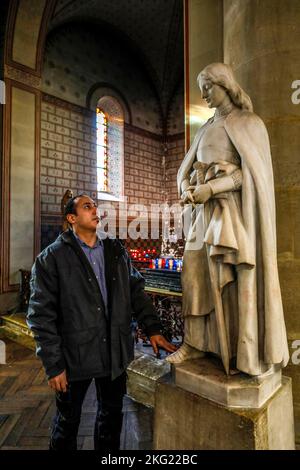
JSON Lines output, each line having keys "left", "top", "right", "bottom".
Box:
{"left": 153, "top": 372, "right": 295, "bottom": 450}
{"left": 174, "top": 357, "right": 282, "bottom": 408}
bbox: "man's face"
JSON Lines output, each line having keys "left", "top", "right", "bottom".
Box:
{"left": 67, "top": 196, "right": 99, "bottom": 232}
{"left": 199, "top": 78, "right": 228, "bottom": 108}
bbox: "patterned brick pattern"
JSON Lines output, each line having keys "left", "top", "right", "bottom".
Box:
{"left": 40, "top": 97, "right": 184, "bottom": 252}
{"left": 165, "top": 136, "right": 185, "bottom": 205}
{"left": 41, "top": 101, "right": 97, "bottom": 215}
{"left": 41, "top": 222, "right": 61, "bottom": 250}
{"left": 124, "top": 128, "right": 164, "bottom": 206}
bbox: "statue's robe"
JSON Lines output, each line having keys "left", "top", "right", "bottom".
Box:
{"left": 177, "top": 108, "right": 289, "bottom": 375}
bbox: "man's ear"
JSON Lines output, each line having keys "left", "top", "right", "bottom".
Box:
{"left": 66, "top": 213, "right": 76, "bottom": 225}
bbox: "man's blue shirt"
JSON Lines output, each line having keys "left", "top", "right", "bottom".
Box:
{"left": 74, "top": 233, "right": 108, "bottom": 312}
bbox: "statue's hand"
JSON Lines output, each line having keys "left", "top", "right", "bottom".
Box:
{"left": 193, "top": 183, "right": 212, "bottom": 204}
{"left": 181, "top": 189, "right": 195, "bottom": 205}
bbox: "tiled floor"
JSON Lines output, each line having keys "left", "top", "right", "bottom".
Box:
{"left": 0, "top": 338, "right": 153, "bottom": 450}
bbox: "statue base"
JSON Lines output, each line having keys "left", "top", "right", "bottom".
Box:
{"left": 127, "top": 352, "right": 170, "bottom": 407}
{"left": 174, "top": 356, "right": 282, "bottom": 408}
{"left": 153, "top": 361, "right": 295, "bottom": 449}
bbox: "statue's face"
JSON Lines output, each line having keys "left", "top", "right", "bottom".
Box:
{"left": 199, "top": 78, "right": 228, "bottom": 108}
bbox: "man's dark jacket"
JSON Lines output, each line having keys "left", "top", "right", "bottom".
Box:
{"left": 27, "top": 230, "right": 161, "bottom": 381}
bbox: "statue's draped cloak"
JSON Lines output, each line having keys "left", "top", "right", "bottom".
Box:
{"left": 177, "top": 109, "right": 289, "bottom": 375}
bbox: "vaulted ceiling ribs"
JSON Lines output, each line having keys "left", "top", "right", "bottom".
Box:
{"left": 49, "top": 0, "right": 184, "bottom": 122}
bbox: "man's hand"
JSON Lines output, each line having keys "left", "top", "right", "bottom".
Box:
{"left": 192, "top": 183, "right": 212, "bottom": 204}
{"left": 48, "top": 370, "right": 68, "bottom": 393}
{"left": 149, "top": 335, "right": 178, "bottom": 357}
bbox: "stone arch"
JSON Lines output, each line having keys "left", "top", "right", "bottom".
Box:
{"left": 87, "top": 82, "right": 132, "bottom": 125}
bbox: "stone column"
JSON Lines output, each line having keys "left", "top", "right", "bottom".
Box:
{"left": 154, "top": 372, "right": 295, "bottom": 450}
{"left": 184, "top": 0, "right": 223, "bottom": 146}
{"left": 224, "top": 0, "right": 300, "bottom": 446}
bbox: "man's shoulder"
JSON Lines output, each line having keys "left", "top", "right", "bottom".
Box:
{"left": 36, "top": 234, "right": 66, "bottom": 262}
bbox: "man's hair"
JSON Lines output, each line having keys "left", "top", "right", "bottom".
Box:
{"left": 64, "top": 194, "right": 89, "bottom": 217}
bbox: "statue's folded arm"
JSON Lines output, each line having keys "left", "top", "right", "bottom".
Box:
{"left": 207, "top": 169, "right": 242, "bottom": 195}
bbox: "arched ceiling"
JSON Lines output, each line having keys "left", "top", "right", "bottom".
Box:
{"left": 0, "top": 1, "right": 10, "bottom": 77}
{"left": 48, "top": 0, "right": 184, "bottom": 118}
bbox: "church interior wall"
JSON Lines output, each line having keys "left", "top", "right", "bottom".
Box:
{"left": 40, "top": 23, "right": 184, "bottom": 250}
{"left": 0, "top": 0, "right": 299, "bottom": 450}
{"left": 165, "top": 136, "right": 185, "bottom": 206}
{"left": 42, "top": 24, "right": 162, "bottom": 134}
{"left": 165, "top": 83, "right": 185, "bottom": 206}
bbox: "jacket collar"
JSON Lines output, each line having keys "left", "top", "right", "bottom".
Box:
{"left": 60, "top": 228, "right": 78, "bottom": 245}
{"left": 60, "top": 229, "right": 99, "bottom": 274}
{"left": 60, "top": 229, "right": 125, "bottom": 256}
{"left": 60, "top": 229, "right": 108, "bottom": 316}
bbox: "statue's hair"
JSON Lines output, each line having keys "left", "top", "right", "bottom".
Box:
{"left": 197, "top": 63, "right": 253, "bottom": 112}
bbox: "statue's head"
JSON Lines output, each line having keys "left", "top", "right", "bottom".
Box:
{"left": 197, "top": 63, "right": 253, "bottom": 112}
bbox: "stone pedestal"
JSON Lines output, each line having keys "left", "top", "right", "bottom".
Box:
{"left": 175, "top": 357, "right": 282, "bottom": 408}
{"left": 154, "top": 364, "right": 295, "bottom": 449}
{"left": 127, "top": 352, "right": 170, "bottom": 408}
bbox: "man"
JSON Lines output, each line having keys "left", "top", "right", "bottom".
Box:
{"left": 27, "top": 194, "right": 176, "bottom": 451}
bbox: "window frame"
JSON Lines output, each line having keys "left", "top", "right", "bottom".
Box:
{"left": 96, "top": 107, "right": 109, "bottom": 194}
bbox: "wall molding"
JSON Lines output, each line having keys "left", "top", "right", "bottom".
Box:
{"left": 1, "top": 79, "right": 41, "bottom": 292}
{"left": 0, "top": 0, "right": 56, "bottom": 293}
{"left": 5, "top": 0, "right": 57, "bottom": 78}
{"left": 125, "top": 123, "right": 163, "bottom": 142}
{"left": 166, "top": 132, "right": 185, "bottom": 143}
{"left": 42, "top": 93, "right": 185, "bottom": 143}
{"left": 42, "top": 92, "right": 94, "bottom": 117}
{"left": 4, "top": 64, "right": 42, "bottom": 89}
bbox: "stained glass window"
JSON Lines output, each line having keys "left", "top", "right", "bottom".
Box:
{"left": 96, "top": 108, "right": 108, "bottom": 192}
{"left": 96, "top": 95, "right": 124, "bottom": 200}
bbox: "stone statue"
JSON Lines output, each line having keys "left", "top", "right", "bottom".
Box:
{"left": 61, "top": 189, "right": 73, "bottom": 231}
{"left": 167, "top": 63, "right": 289, "bottom": 376}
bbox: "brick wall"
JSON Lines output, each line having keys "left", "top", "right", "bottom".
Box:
{"left": 41, "top": 96, "right": 167, "bottom": 211}
{"left": 40, "top": 94, "right": 186, "bottom": 251}
{"left": 40, "top": 96, "right": 169, "bottom": 249}
{"left": 124, "top": 125, "right": 164, "bottom": 206}
{"left": 165, "top": 134, "right": 185, "bottom": 205}
{"left": 41, "top": 96, "right": 97, "bottom": 217}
